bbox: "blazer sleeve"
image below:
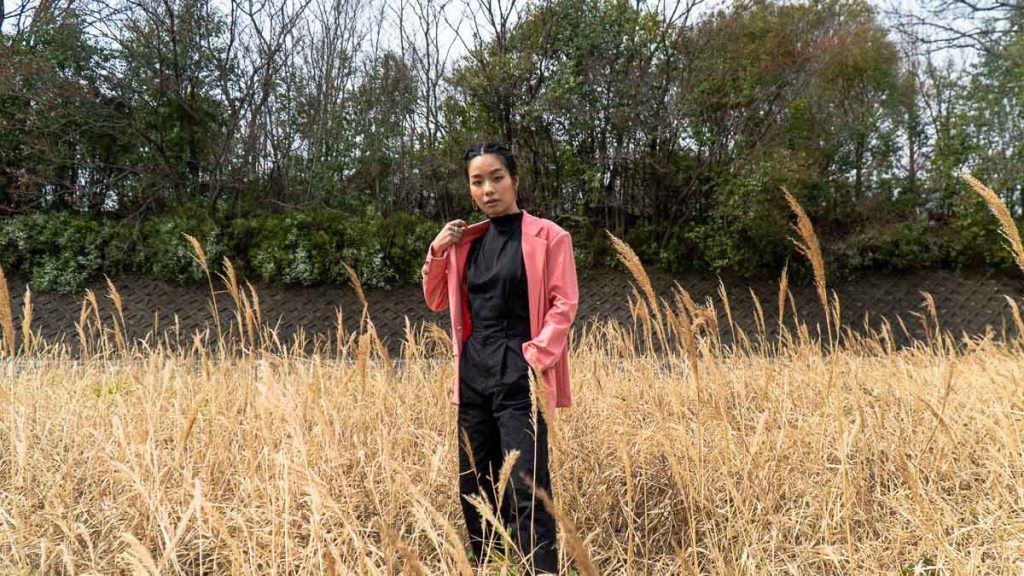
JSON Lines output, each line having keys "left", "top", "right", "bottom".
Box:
{"left": 522, "top": 230, "right": 579, "bottom": 372}
{"left": 422, "top": 244, "right": 450, "bottom": 312}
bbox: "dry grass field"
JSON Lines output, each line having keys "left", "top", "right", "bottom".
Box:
{"left": 2, "top": 177, "right": 1024, "bottom": 575}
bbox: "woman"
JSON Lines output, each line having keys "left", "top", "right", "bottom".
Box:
{"left": 421, "top": 142, "right": 579, "bottom": 574}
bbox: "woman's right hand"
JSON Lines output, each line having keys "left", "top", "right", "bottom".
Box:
{"left": 430, "top": 219, "right": 467, "bottom": 256}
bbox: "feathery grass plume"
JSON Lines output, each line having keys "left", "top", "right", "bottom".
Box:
{"left": 778, "top": 260, "right": 789, "bottom": 333}
{"left": 629, "top": 287, "right": 656, "bottom": 355}
{"left": 220, "top": 257, "right": 240, "bottom": 305}
{"left": 961, "top": 173, "right": 1024, "bottom": 273}
{"left": 402, "top": 315, "right": 415, "bottom": 362}
{"left": 627, "top": 287, "right": 649, "bottom": 353}
{"left": 534, "top": 485, "right": 598, "bottom": 576}
{"left": 245, "top": 280, "right": 262, "bottom": 326}
{"left": 734, "top": 324, "right": 752, "bottom": 355}
{"left": 673, "top": 282, "right": 699, "bottom": 323}
{"left": 895, "top": 314, "right": 913, "bottom": 344}
{"left": 219, "top": 258, "right": 246, "bottom": 349}
{"left": 355, "top": 333, "right": 370, "bottom": 393}
{"left": 76, "top": 298, "right": 91, "bottom": 356}
{"left": 199, "top": 501, "right": 244, "bottom": 569}
{"left": 245, "top": 281, "right": 264, "bottom": 351}
{"left": 671, "top": 281, "right": 701, "bottom": 387}
{"left": 183, "top": 233, "right": 222, "bottom": 347}
{"left": 493, "top": 449, "right": 521, "bottom": 514}
{"left": 459, "top": 427, "right": 478, "bottom": 481}
{"left": 176, "top": 392, "right": 206, "bottom": 462}
{"left": 749, "top": 288, "right": 767, "bottom": 353}
{"left": 910, "top": 310, "right": 931, "bottom": 350}
{"left": 343, "top": 261, "right": 367, "bottom": 306}
{"left": 717, "top": 278, "right": 736, "bottom": 350}
{"left": 0, "top": 264, "right": 14, "bottom": 357}
{"left": 878, "top": 317, "right": 893, "bottom": 355}
{"left": 919, "top": 291, "right": 940, "bottom": 350}
{"left": 154, "top": 480, "right": 203, "bottom": 572}
{"left": 606, "top": 230, "right": 666, "bottom": 351}
{"left": 291, "top": 326, "right": 310, "bottom": 358}
{"left": 377, "top": 520, "right": 427, "bottom": 576}
{"left": 702, "top": 297, "right": 723, "bottom": 355}
{"left": 182, "top": 233, "right": 208, "bottom": 272}
{"left": 342, "top": 261, "right": 372, "bottom": 343}
{"left": 84, "top": 289, "right": 102, "bottom": 328}
{"left": 662, "top": 298, "right": 679, "bottom": 340}
{"left": 334, "top": 307, "right": 347, "bottom": 358}
{"left": 1005, "top": 296, "right": 1024, "bottom": 342}
{"left": 407, "top": 495, "right": 475, "bottom": 576}
{"left": 830, "top": 289, "right": 842, "bottom": 340}
{"left": 120, "top": 532, "right": 159, "bottom": 574}
{"left": 782, "top": 187, "right": 832, "bottom": 347}
{"left": 239, "top": 289, "right": 255, "bottom": 351}
{"left": 105, "top": 276, "right": 128, "bottom": 354}
{"left": 19, "top": 285, "right": 32, "bottom": 356}
{"left": 367, "top": 319, "right": 389, "bottom": 363}
{"left": 464, "top": 492, "right": 517, "bottom": 559}
{"left": 83, "top": 289, "right": 110, "bottom": 356}
{"left": 787, "top": 288, "right": 800, "bottom": 334}
{"left": 425, "top": 322, "right": 451, "bottom": 356}
{"left": 147, "top": 309, "right": 160, "bottom": 349}
{"left": 923, "top": 361, "right": 957, "bottom": 453}
{"left": 620, "top": 446, "right": 636, "bottom": 569}
{"left": 527, "top": 367, "right": 557, "bottom": 453}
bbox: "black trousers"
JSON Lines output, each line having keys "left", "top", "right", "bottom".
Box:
{"left": 457, "top": 323, "right": 558, "bottom": 573}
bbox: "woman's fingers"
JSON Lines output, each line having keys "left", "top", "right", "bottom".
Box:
{"left": 448, "top": 220, "right": 466, "bottom": 244}
{"left": 433, "top": 219, "right": 468, "bottom": 253}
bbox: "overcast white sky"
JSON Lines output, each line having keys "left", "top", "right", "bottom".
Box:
{"left": 0, "top": 0, "right": 988, "bottom": 75}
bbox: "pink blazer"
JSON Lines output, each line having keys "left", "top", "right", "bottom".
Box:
{"left": 422, "top": 210, "right": 579, "bottom": 414}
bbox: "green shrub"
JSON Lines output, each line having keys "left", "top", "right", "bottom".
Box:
{"left": 236, "top": 212, "right": 345, "bottom": 286}
{"left": 140, "top": 208, "right": 226, "bottom": 283}
{"left": 0, "top": 212, "right": 110, "bottom": 292}
{"left": 831, "top": 219, "right": 947, "bottom": 273}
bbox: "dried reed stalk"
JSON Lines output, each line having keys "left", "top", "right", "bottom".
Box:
{"left": 183, "top": 233, "right": 222, "bottom": 346}
{"left": 105, "top": 276, "right": 128, "bottom": 354}
{"left": 778, "top": 260, "right": 789, "bottom": 333}
{"left": 19, "top": 285, "right": 32, "bottom": 355}
{"left": 782, "top": 187, "right": 832, "bottom": 346}
{"left": 377, "top": 521, "right": 427, "bottom": 576}
{"left": 962, "top": 173, "right": 1024, "bottom": 273}
{"left": 607, "top": 231, "right": 666, "bottom": 352}
{"left": 1005, "top": 296, "right": 1024, "bottom": 341}
{"left": 534, "top": 486, "right": 598, "bottom": 576}
{"left": 0, "top": 264, "right": 15, "bottom": 357}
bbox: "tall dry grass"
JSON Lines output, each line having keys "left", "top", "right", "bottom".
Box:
{"left": 1, "top": 182, "right": 1024, "bottom": 573}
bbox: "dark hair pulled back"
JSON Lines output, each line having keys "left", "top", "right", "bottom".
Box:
{"left": 463, "top": 142, "right": 517, "bottom": 181}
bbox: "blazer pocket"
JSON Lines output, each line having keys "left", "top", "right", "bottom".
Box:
{"left": 520, "top": 340, "right": 541, "bottom": 373}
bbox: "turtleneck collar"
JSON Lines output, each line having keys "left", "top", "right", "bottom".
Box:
{"left": 488, "top": 210, "right": 522, "bottom": 233}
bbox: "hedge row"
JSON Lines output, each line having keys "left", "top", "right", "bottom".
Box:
{"left": 0, "top": 202, "right": 1016, "bottom": 294}
{"left": 0, "top": 201, "right": 440, "bottom": 293}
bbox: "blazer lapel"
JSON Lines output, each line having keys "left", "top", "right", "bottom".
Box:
{"left": 447, "top": 219, "right": 490, "bottom": 343}
{"left": 520, "top": 210, "right": 547, "bottom": 338}
{"left": 452, "top": 219, "right": 490, "bottom": 287}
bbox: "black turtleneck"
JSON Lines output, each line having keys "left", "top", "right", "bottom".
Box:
{"left": 466, "top": 211, "right": 529, "bottom": 324}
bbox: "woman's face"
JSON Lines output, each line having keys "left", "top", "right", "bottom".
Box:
{"left": 467, "top": 153, "right": 519, "bottom": 217}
